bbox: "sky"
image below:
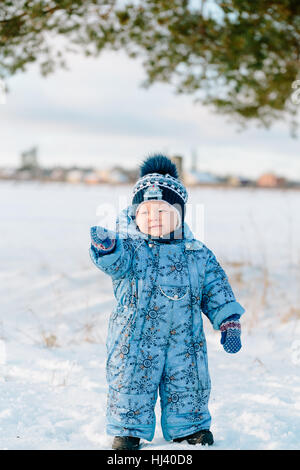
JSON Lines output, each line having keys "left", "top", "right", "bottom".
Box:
{"left": 0, "top": 43, "right": 300, "bottom": 180}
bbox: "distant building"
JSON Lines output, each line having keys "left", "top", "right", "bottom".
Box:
{"left": 171, "top": 155, "right": 183, "bottom": 180}
{"left": 83, "top": 171, "right": 100, "bottom": 185}
{"left": 190, "top": 150, "right": 198, "bottom": 172}
{"left": 17, "top": 146, "right": 43, "bottom": 179}
{"left": 109, "top": 166, "right": 130, "bottom": 183}
{"left": 276, "top": 176, "right": 287, "bottom": 188}
{"left": 0, "top": 167, "right": 16, "bottom": 179}
{"left": 65, "top": 169, "right": 83, "bottom": 183}
{"left": 16, "top": 169, "right": 32, "bottom": 180}
{"left": 287, "top": 179, "right": 300, "bottom": 188}
{"left": 95, "top": 169, "right": 110, "bottom": 183}
{"left": 239, "top": 177, "right": 255, "bottom": 187}
{"left": 20, "top": 146, "right": 39, "bottom": 170}
{"left": 227, "top": 176, "right": 241, "bottom": 187}
{"left": 257, "top": 173, "right": 287, "bottom": 188}
{"left": 126, "top": 168, "right": 139, "bottom": 183}
{"left": 49, "top": 167, "right": 66, "bottom": 182}
{"left": 184, "top": 170, "right": 221, "bottom": 185}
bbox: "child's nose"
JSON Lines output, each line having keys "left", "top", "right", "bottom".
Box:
{"left": 149, "top": 209, "right": 160, "bottom": 220}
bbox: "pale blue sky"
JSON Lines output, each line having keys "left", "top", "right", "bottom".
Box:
{"left": 0, "top": 45, "right": 299, "bottom": 180}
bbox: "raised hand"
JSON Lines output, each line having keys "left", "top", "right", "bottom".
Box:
{"left": 90, "top": 226, "right": 117, "bottom": 255}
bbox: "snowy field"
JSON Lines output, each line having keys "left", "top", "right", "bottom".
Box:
{"left": 0, "top": 180, "right": 299, "bottom": 450}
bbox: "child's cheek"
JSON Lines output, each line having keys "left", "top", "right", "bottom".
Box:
{"left": 163, "top": 212, "right": 175, "bottom": 230}
{"left": 137, "top": 218, "right": 149, "bottom": 234}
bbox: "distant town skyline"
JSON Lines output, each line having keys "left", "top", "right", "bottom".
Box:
{"left": 0, "top": 45, "right": 299, "bottom": 180}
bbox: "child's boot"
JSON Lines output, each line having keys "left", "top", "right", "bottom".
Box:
{"left": 173, "top": 429, "right": 214, "bottom": 446}
{"left": 112, "top": 436, "right": 141, "bottom": 450}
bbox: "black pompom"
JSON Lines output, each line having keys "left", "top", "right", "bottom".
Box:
{"left": 140, "top": 154, "right": 179, "bottom": 179}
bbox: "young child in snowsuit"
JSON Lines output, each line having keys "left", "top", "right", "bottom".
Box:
{"left": 89, "top": 155, "right": 245, "bottom": 450}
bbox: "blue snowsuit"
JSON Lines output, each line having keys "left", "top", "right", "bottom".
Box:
{"left": 89, "top": 204, "right": 245, "bottom": 441}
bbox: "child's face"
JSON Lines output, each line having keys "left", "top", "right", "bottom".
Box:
{"left": 135, "top": 200, "right": 179, "bottom": 237}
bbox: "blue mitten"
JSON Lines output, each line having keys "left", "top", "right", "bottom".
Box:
{"left": 90, "top": 226, "right": 117, "bottom": 256}
{"left": 220, "top": 314, "right": 241, "bottom": 354}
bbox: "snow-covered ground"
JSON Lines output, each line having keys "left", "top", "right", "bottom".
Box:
{"left": 0, "top": 180, "right": 299, "bottom": 450}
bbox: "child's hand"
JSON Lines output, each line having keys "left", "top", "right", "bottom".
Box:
{"left": 220, "top": 314, "right": 241, "bottom": 354}
{"left": 90, "top": 226, "right": 117, "bottom": 255}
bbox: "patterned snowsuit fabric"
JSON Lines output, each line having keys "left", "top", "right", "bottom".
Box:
{"left": 89, "top": 205, "right": 245, "bottom": 441}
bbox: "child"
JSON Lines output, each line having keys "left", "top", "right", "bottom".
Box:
{"left": 89, "top": 154, "right": 245, "bottom": 450}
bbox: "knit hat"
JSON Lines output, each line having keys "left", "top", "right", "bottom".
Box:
{"left": 132, "top": 154, "right": 188, "bottom": 233}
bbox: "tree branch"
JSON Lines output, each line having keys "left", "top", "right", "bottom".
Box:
{"left": 0, "top": 5, "right": 62, "bottom": 24}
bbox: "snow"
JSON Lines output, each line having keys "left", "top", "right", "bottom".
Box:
{"left": 0, "top": 180, "right": 299, "bottom": 450}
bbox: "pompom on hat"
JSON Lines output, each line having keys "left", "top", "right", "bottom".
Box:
{"left": 132, "top": 154, "right": 188, "bottom": 232}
